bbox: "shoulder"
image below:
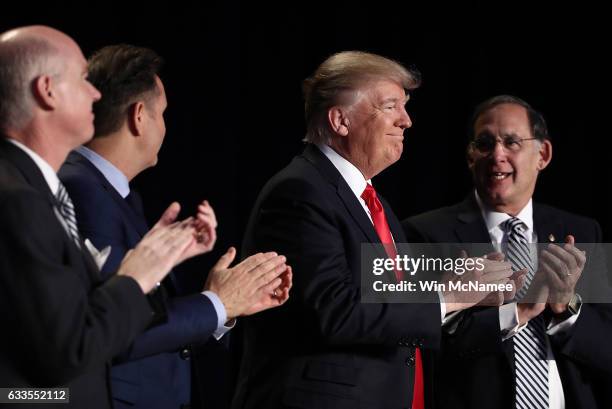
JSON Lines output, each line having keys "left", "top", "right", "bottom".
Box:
{"left": 0, "top": 158, "right": 49, "bottom": 211}
{"left": 260, "top": 154, "right": 335, "bottom": 203}
{"left": 535, "top": 202, "right": 601, "bottom": 241}
{"left": 59, "top": 157, "right": 100, "bottom": 194}
{"left": 403, "top": 201, "right": 466, "bottom": 231}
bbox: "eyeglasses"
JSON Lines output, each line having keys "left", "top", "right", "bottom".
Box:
{"left": 471, "top": 134, "right": 538, "bottom": 153}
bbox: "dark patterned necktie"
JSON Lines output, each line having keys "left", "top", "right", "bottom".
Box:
{"left": 55, "top": 182, "right": 81, "bottom": 248}
{"left": 503, "top": 217, "right": 548, "bottom": 409}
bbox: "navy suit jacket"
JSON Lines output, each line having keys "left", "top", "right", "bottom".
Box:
{"left": 59, "top": 151, "right": 219, "bottom": 409}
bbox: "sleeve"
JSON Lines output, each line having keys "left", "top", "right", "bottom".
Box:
{"left": 64, "top": 175, "right": 219, "bottom": 361}
{"left": 114, "top": 293, "right": 218, "bottom": 362}
{"left": 0, "top": 190, "right": 153, "bottom": 386}
{"left": 549, "top": 303, "right": 612, "bottom": 374}
{"left": 402, "top": 215, "right": 506, "bottom": 356}
{"left": 247, "top": 179, "right": 441, "bottom": 348}
{"left": 548, "top": 219, "right": 612, "bottom": 374}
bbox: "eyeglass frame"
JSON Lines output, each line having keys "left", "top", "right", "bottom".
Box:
{"left": 469, "top": 134, "right": 539, "bottom": 154}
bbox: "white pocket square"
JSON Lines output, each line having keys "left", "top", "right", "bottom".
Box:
{"left": 84, "top": 239, "right": 111, "bottom": 270}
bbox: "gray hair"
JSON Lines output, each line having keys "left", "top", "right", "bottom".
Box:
{"left": 0, "top": 34, "right": 62, "bottom": 132}
{"left": 302, "top": 51, "right": 420, "bottom": 145}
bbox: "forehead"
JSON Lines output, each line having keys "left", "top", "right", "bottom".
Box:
{"left": 57, "top": 42, "right": 87, "bottom": 73}
{"left": 362, "top": 79, "right": 407, "bottom": 102}
{"left": 475, "top": 103, "right": 530, "bottom": 133}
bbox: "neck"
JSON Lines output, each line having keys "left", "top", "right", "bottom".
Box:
{"left": 6, "top": 124, "right": 69, "bottom": 172}
{"left": 480, "top": 194, "right": 530, "bottom": 217}
{"left": 327, "top": 140, "right": 376, "bottom": 180}
{"left": 85, "top": 132, "right": 144, "bottom": 181}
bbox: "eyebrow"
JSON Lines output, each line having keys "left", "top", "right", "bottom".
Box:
{"left": 500, "top": 132, "right": 521, "bottom": 139}
{"left": 380, "top": 95, "right": 410, "bottom": 105}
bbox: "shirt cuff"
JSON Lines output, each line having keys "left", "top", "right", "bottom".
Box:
{"left": 201, "top": 290, "right": 234, "bottom": 339}
{"left": 438, "top": 291, "right": 447, "bottom": 322}
{"left": 499, "top": 302, "right": 521, "bottom": 341}
{"left": 547, "top": 304, "right": 582, "bottom": 336}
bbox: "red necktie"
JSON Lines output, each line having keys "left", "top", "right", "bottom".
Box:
{"left": 360, "top": 183, "right": 424, "bottom": 409}
{"left": 360, "top": 184, "right": 401, "bottom": 280}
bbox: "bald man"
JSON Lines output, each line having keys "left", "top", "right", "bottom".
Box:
{"left": 0, "top": 26, "right": 206, "bottom": 409}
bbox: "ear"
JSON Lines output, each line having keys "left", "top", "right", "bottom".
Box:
{"left": 328, "top": 106, "right": 350, "bottom": 137}
{"left": 31, "top": 75, "right": 57, "bottom": 110}
{"left": 466, "top": 144, "right": 476, "bottom": 172}
{"left": 537, "top": 139, "right": 552, "bottom": 171}
{"left": 127, "top": 101, "right": 146, "bottom": 136}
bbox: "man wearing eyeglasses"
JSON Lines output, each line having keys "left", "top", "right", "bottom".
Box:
{"left": 402, "top": 95, "right": 612, "bottom": 408}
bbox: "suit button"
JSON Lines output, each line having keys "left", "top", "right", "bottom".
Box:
{"left": 405, "top": 356, "right": 415, "bottom": 366}
{"left": 179, "top": 347, "right": 191, "bottom": 360}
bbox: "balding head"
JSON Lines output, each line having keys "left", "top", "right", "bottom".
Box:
{"left": 0, "top": 26, "right": 76, "bottom": 133}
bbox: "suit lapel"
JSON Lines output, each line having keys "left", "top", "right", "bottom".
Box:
{"left": 0, "top": 139, "right": 101, "bottom": 282}
{"left": 533, "top": 203, "right": 564, "bottom": 244}
{"left": 302, "top": 144, "right": 381, "bottom": 245}
{"left": 454, "top": 196, "right": 495, "bottom": 253}
{"left": 0, "top": 138, "right": 56, "bottom": 204}
{"left": 380, "top": 194, "right": 406, "bottom": 243}
{"left": 66, "top": 151, "right": 148, "bottom": 238}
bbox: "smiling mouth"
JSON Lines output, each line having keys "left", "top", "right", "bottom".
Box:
{"left": 490, "top": 171, "right": 513, "bottom": 180}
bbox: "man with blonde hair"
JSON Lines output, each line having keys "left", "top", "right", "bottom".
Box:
{"left": 232, "top": 51, "right": 506, "bottom": 409}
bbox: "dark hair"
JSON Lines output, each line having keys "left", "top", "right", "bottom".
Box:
{"left": 469, "top": 95, "right": 550, "bottom": 141}
{"left": 87, "top": 44, "right": 163, "bottom": 137}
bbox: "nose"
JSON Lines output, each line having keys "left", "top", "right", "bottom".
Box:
{"left": 490, "top": 139, "right": 508, "bottom": 161}
{"left": 397, "top": 106, "right": 412, "bottom": 129}
{"left": 89, "top": 82, "right": 101, "bottom": 102}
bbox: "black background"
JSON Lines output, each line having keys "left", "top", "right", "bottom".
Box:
{"left": 2, "top": 0, "right": 610, "bottom": 289}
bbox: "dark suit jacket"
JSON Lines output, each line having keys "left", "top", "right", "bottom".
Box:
{"left": 402, "top": 195, "right": 612, "bottom": 409}
{"left": 59, "top": 150, "right": 221, "bottom": 409}
{"left": 0, "top": 138, "right": 154, "bottom": 409}
{"left": 232, "top": 144, "right": 442, "bottom": 409}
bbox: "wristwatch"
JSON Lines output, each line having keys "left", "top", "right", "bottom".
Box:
{"left": 567, "top": 293, "right": 582, "bottom": 315}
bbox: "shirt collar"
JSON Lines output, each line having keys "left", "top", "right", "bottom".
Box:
{"left": 77, "top": 146, "right": 130, "bottom": 198}
{"left": 6, "top": 138, "right": 60, "bottom": 195}
{"left": 474, "top": 190, "right": 534, "bottom": 232}
{"left": 317, "top": 143, "right": 371, "bottom": 198}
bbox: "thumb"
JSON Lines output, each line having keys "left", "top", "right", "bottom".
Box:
{"left": 153, "top": 202, "right": 181, "bottom": 229}
{"left": 211, "top": 247, "right": 236, "bottom": 272}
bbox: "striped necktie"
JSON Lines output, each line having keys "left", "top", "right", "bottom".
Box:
{"left": 503, "top": 217, "right": 548, "bottom": 409}
{"left": 55, "top": 182, "right": 81, "bottom": 249}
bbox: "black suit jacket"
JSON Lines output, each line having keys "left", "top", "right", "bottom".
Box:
{"left": 0, "top": 138, "right": 154, "bottom": 409}
{"left": 402, "top": 195, "right": 612, "bottom": 409}
{"left": 232, "top": 144, "right": 442, "bottom": 409}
